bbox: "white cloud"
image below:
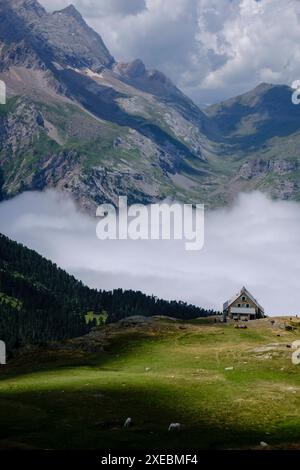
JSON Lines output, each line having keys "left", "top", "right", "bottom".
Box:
{"left": 0, "top": 190, "right": 299, "bottom": 316}
{"left": 38, "top": 0, "right": 300, "bottom": 104}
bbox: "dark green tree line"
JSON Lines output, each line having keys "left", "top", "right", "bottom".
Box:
{"left": 0, "top": 233, "right": 216, "bottom": 352}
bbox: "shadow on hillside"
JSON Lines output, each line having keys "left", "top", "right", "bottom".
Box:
{"left": 0, "top": 326, "right": 299, "bottom": 450}
{"left": 0, "top": 377, "right": 288, "bottom": 450}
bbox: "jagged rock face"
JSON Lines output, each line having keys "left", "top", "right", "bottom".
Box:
{"left": 114, "top": 59, "right": 146, "bottom": 79}
{"left": 0, "top": 0, "right": 300, "bottom": 210}
{"left": 6, "top": 0, "right": 115, "bottom": 71}
{"left": 0, "top": 98, "right": 44, "bottom": 157}
{"left": 113, "top": 58, "right": 176, "bottom": 96}
{"left": 0, "top": 40, "right": 45, "bottom": 72}
{"left": 10, "top": 0, "right": 46, "bottom": 17}
{"left": 239, "top": 159, "right": 299, "bottom": 180}
{"left": 112, "top": 58, "right": 206, "bottom": 126}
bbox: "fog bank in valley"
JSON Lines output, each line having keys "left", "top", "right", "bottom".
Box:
{"left": 0, "top": 190, "right": 299, "bottom": 316}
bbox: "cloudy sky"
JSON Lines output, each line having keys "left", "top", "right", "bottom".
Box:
{"left": 39, "top": 0, "right": 300, "bottom": 104}
{"left": 0, "top": 190, "right": 300, "bottom": 316}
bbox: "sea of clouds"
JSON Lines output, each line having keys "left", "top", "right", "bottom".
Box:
{"left": 0, "top": 190, "right": 299, "bottom": 316}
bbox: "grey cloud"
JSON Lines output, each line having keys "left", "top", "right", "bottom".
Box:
{"left": 0, "top": 190, "right": 299, "bottom": 316}
{"left": 95, "top": 0, "right": 147, "bottom": 16}
{"left": 38, "top": 0, "right": 300, "bottom": 104}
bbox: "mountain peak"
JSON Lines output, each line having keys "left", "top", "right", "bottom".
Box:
{"left": 253, "top": 82, "right": 284, "bottom": 95}
{"left": 54, "top": 4, "right": 84, "bottom": 22}
{"left": 6, "top": 0, "right": 115, "bottom": 72}
{"left": 114, "top": 59, "right": 146, "bottom": 79}
{"left": 10, "top": 0, "right": 45, "bottom": 15}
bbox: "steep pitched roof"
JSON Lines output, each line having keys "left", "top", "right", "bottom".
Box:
{"left": 223, "top": 287, "right": 264, "bottom": 313}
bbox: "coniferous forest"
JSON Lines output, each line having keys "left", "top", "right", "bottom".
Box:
{"left": 0, "top": 233, "right": 216, "bottom": 352}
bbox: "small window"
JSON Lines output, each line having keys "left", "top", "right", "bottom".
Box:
{"left": 242, "top": 296, "right": 246, "bottom": 301}
{"left": 246, "top": 304, "right": 250, "bottom": 308}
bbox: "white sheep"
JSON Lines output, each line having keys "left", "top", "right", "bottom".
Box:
{"left": 124, "top": 417, "right": 132, "bottom": 428}
{"left": 260, "top": 441, "right": 268, "bottom": 448}
{"left": 168, "top": 423, "right": 181, "bottom": 432}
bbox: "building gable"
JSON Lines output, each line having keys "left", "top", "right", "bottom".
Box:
{"left": 223, "top": 287, "right": 264, "bottom": 313}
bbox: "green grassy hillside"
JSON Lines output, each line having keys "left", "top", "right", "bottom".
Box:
{"left": 1, "top": 317, "right": 300, "bottom": 450}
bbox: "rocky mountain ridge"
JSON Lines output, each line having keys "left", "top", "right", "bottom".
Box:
{"left": 1, "top": 0, "right": 300, "bottom": 211}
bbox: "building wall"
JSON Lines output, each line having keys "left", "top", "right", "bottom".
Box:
{"left": 224, "top": 294, "right": 262, "bottom": 321}
{"left": 230, "top": 294, "right": 258, "bottom": 312}
{"left": 223, "top": 291, "right": 264, "bottom": 322}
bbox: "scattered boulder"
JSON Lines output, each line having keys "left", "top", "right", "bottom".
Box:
{"left": 117, "top": 316, "right": 152, "bottom": 328}
{"left": 285, "top": 325, "right": 296, "bottom": 332}
{"left": 152, "top": 316, "right": 177, "bottom": 321}
{"left": 256, "top": 353, "right": 272, "bottom": 360}
{"left": 253, "top": 343, "right": 284, "bottom": 354}
{"left": 292, "top": 350, "right": 300, "bottom": 365}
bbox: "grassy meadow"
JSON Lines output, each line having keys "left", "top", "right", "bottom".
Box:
{"left": 0, "top": 317, "right": 300, "bottom": 450}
